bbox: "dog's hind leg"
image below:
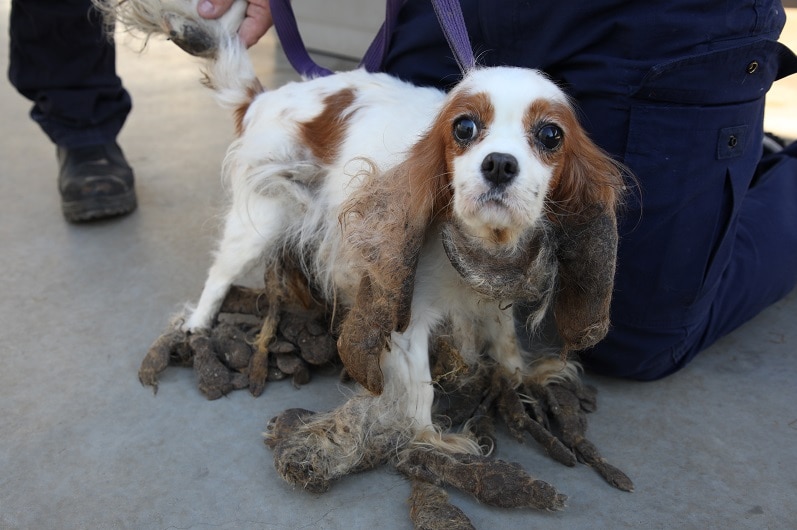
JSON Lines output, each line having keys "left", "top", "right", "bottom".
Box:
{"left": 183, "top": 196, "right": 290, "bottom": 331}
{"left": 95, "top": 0, "right": 246, "bottom": 57}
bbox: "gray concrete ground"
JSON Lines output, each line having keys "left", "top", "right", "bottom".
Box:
{"left": 2, "top": 3, "right": 797, "bottom": 529}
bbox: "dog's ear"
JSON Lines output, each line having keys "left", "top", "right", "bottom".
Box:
{"left": 547, "top": 124, "right": 625, "bottom": 353}
{"left": 337, "top": 133, "right": 450, "bottom": 394}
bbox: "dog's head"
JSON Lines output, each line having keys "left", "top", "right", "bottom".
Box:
{"left": 439, "top": 68, "right": 626, "bottom": 352}
{"left": 339, "top": 67, "right": 625, "bottom": 393}
{"left": 437, "top": 67, "right": 577, "bottom": 248}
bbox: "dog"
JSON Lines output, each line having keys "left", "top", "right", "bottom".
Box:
{"left": 101, "top": 0, "right": 624, "bottom": 455}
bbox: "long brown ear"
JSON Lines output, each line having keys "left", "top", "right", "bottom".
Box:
{"left": 547, "top": 122, "right": 625, "bottom": 353}
{"left": 337, "top": 132, "right": 450, "bottom": 394}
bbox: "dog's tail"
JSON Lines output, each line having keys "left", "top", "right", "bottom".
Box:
{"left": 94, "top": 0, "right": 262, "bottom": 115}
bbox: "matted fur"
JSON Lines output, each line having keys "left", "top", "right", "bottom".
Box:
{"left": 103, "top": 0, "right": 625, "bottom": 457}
{"left": 265, "top": 394, "right": 414, "bottom": 493}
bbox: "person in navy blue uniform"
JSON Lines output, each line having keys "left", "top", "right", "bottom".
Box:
{"left": 221, "top": 0, "right": 797, "bottom": 379}
{"left": 9, "top": 0, "right": 136, "bottom": 222}
{"left": 376, "top": 0, "right": 797, "bottom": 380}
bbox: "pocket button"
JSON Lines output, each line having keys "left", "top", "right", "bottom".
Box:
{"left": 717, "top": 125, "right": 748, "bottom": 160}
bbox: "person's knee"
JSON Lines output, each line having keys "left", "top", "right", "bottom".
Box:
{"left": 579, "top": 320, "right": 706, "bottom": 381}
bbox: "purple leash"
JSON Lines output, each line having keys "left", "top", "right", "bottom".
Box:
{"left": 430, "top": 0, "right": 476, "bottom": 72}
{"left": 269, "top": 0, "right": 476, "bottom": 77}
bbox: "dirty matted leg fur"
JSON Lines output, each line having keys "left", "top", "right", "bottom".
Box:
{"left": 439, "top": 355, "right": 634, "bottom": 493}
{"left": 408, "top": 479, "right": 475, "bottom": 530}
{"left": 264, "top": 390, "right": 568, "bottom": 520}
{"left": 350, "top": 324, "right": 629, "bottom": 526}
{"left": 523, "top": 358, "right": 634, "bottom": 491}
{"left": 399, "top": 446, "right": 567, "bottom": 511}
{"left": 264, "top": 392, "right": 415, "bottom": 493}
{"left": 263, "top": 340, "right": 578, "bottom": 528}
{"left": 138, "top": 260, "right": 339, "bottom": 400}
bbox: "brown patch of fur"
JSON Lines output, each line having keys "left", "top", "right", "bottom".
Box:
{"left": 377, "top": 90, "right": 497, "bottom": 226}
{"left": 522, "top": 100, "right": 626, "bottom": 353}
{"left": 298, "top": 88, "right": 357, "bottom": 165}
{"left": 428, "top": 91, "right": 493, "bottom": 213}
{"left": 491, "top": 227, "right": 510, "bottom": 245}
{"left": 523, "top": 100, "right": 623, "bottom": 221}
{"left": 284, "top": 260, "right": 317, "bottom": 310}
{"left": 233, "top": 80, "right": 264, "bottom": 136}
{"left": 335, "top": 102, "right": 468, "bottom": 393}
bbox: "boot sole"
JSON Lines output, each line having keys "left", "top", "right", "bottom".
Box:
{"left": 62, "top": 191, "right": 138, "bottom": 222}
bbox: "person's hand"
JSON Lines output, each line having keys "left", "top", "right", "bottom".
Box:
{"left": 198, "top": 0, "right": 273, "bottom": 48}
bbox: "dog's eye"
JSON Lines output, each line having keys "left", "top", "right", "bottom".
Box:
{"left": 535, "top": 124, "right": 564, "bottom": 150}
{"left": 453, "top": 117, "right": 479, "bottom": 144}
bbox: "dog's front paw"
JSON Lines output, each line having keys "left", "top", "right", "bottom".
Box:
{"left": 139, "top": 322, "right": 250, "bottom": 399}
{"left": 524, "top": 365, "right": 634, "bottom": 491}
{"left": 399, "top": 446, "right": 567, "bottom": 513}
{"left": 264, "top": 395, "right": 411, "bottom": 493}
{"left": 408, "top": 479, "right": 475, "bottom": 530}
{"left": 138, "top": 327, "right": 194, "bottom": 392}
{"left": 265, "top": 408, "right": 333, "bottom": 493}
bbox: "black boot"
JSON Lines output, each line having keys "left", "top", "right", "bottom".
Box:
{"left": 58, "top": 142, "right": 137, "bottom": 222}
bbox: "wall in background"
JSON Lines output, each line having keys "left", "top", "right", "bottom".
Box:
{"left": 294, "top": 0, "right": 383, "bottom": 59}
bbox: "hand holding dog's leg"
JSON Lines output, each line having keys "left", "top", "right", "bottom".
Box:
{"left": 198, "top": 0, "right": 271, "bottom": 47}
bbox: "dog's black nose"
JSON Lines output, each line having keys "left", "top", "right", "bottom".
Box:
{"left": 481, "top": 152, "right": 519, "bottom": 186}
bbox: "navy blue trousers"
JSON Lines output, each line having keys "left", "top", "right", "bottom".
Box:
{"left": 8, "top": 0, "right": 131, "bottom": 148}
{"left": 384, "top": 0, "right": 797, "bottom": 379}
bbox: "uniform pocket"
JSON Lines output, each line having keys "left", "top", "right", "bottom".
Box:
{"left": 616, "top": 39, "right": 795, "bottom": 327}
{"left": 632, "top": 39, "right": 794, "bottom": 105}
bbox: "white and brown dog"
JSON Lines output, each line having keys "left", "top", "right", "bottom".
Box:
{"left": 103, "top": 0, "right": 624, "bottom": 458}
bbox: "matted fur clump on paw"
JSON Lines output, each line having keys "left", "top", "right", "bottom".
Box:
{"left": 430, "top": 346, "right": 634, "bottom": 492}
{"left": 534, "top": 374, "right": 634, "bottom": 492}
{"left": 263, "top": 345, "right": 631, "bottom": 528}
{"left": 262, "top": 392, "right": 566, "bottom": 529}
{"left": 398, "top": 447, "right": 567, "bottom": 511}
{"left": 265, "top": 395, "right": 414, "bottom": 493}
{"left": 138, "top": 284, "right": 339, "bottom": 400}
{"left": 409, "top": 480, "right": 476, "bottom": 530}
{"left": 429, "top": 334, "right": 634, "bottom": 494}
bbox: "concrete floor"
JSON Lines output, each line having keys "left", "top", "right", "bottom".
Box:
{"left": 2, "top": 3, "right": 797, "bottom": 529}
